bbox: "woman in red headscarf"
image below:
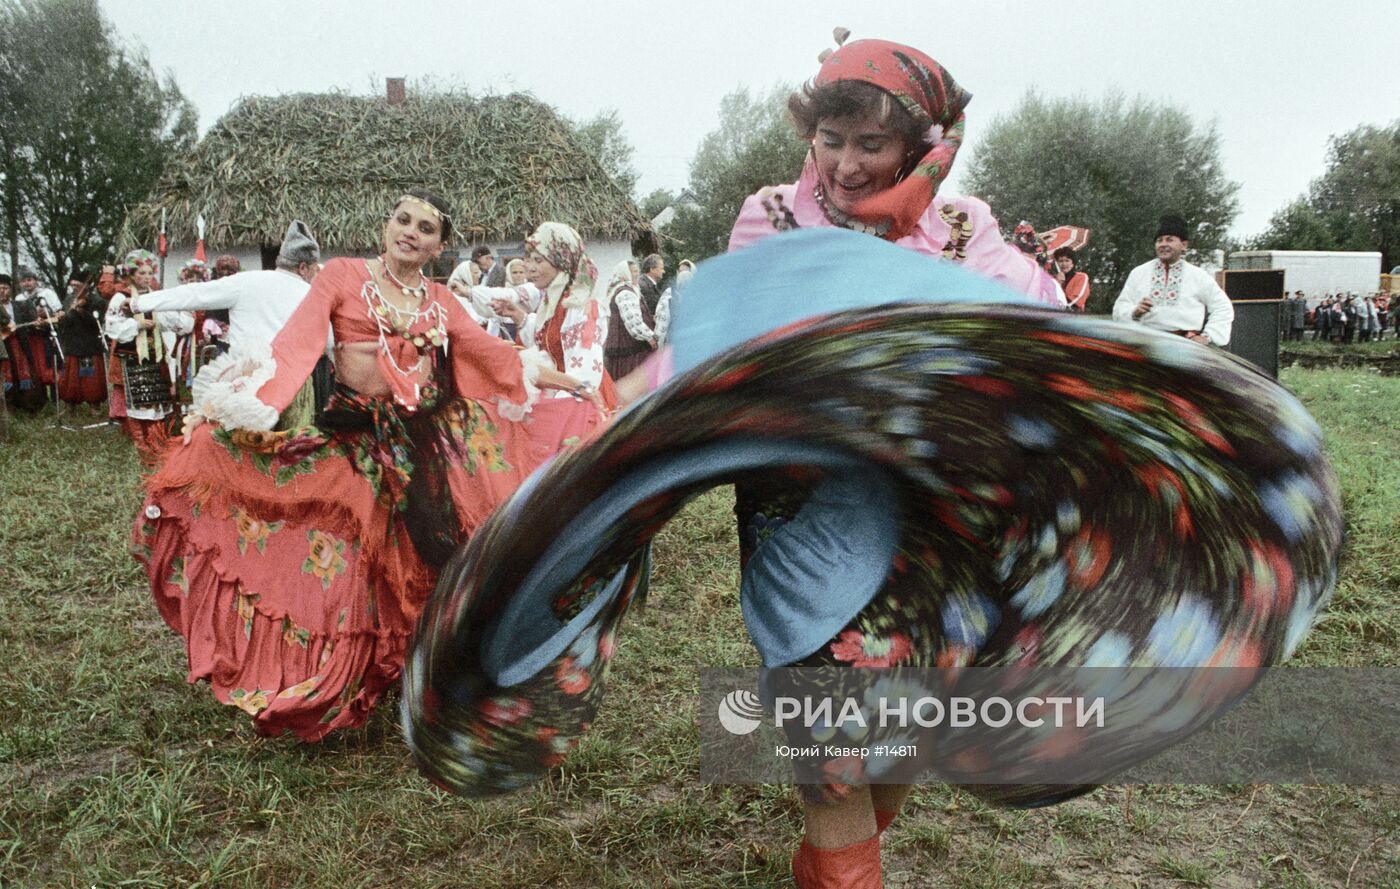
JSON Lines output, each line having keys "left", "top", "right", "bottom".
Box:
{"left": 728, "top": 37, "right": 1066, "bottom": 888}
{"left": 731, "top": 38, "right": 1063, "bottom": 306}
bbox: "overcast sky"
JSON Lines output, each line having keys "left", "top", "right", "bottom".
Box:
{"left": 97, "top": 0, "right": 1398, "bottom": 239}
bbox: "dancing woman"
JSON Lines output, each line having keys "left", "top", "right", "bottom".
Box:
{"left": 722, "top": 39, "right": 1076, "bottom": 883}
{"left": 134, "top": 190, "right": 601, "bottom": 741}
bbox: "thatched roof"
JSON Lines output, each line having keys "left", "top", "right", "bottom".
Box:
{"left": 119, "top": 90, "right": 654, "bottom": 253}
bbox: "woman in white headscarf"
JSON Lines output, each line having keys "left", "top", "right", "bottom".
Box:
{"left": 480, "top": 222, "right": 616, "bottom": 457}
{"left": 603, "top": 258, "right": 658, "bottom": 380}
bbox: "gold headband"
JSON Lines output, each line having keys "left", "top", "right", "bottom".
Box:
{"left": 395, "top": 195, "right": 450, "bottom": 225}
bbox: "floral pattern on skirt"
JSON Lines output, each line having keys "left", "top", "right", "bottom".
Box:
{"left": 402, "top": 304, "right": 1342, "bottom": 805}
{"left": 134, "top": 382, "right": 546, "bottom": 741}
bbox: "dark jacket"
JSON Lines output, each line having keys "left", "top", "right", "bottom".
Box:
{"left": 56, "top": 291, "right": 108, "bottom": 357}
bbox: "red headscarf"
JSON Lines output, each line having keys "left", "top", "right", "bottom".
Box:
{"left": 812, "top": 39, "right": 971, "bottom": 241}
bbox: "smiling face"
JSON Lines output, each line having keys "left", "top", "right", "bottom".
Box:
{"left": 383, "top": 200, "right": 445, "bottom": 267}
{"left": 524, "top": 250, "right": 561, "bottom": 290}
{"left": 1155, "top": 235, "right": 1187, "bottom": 266}
{"left": 813, "top": 109, "right": 910, "bottom": 215}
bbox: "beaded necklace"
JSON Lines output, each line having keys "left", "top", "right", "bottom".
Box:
{"left": 811, "top": 181, "right": 892, "bottom": 238}
{"left": 361, "top": 262, "right": 447, "bottom": 385}
{"left": 380, "top": 256, "right": 429, "bottom": 301}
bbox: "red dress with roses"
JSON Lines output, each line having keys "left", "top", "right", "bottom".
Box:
{"left": 133, "top": 259, "right": 603, "bottom": 741}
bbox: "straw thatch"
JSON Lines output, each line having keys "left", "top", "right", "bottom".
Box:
{"left": 118, "top": 90, "right": 655, "bottom": 254}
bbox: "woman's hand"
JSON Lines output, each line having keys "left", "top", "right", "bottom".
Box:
{"left": 491, "top": 298, "right": 527, "bottom": 326}
{"left": 538, "top": 367, "right": 605, "bottom": 412}
{"left": 572, "top": 383, "right": 605, "bottom": 412}
{"left": 181, "top": 412, "right": 207, "bottom": 445}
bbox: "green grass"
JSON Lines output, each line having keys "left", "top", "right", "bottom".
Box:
{"left": 1280, "top": 339, "right": 1400, "bottom": 357}
{"left": 2, "top": 367, "right": 1399, "bottom": 887}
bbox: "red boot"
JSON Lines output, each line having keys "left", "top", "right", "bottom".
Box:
{"left": 791, "top": 834, "right": 882, "bottom": 889}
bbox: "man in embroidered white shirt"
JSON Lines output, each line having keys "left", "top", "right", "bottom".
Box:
{"left": 1113, "top": 214, "right": 1234, "bottom": 346}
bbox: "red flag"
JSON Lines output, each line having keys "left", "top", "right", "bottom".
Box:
{"left": 194, "top": 240, "right": 206, "bottom": 263}
{"left": 158, "top": 231, "right": 168, "bottom": 256}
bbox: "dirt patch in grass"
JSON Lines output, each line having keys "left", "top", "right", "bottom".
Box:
{"left": 1281, "top": 348, "right": 1400, "bottom": 375}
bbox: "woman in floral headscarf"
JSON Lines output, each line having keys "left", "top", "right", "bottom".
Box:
{"left": 727, "top": 36, "right": 1068, "bottom": 886}
{"left": 731, "top": 38, "right": 1063, "bottom": 308}
{"left": 105, "top": 249, "right": 194, "bottom": 460}
{"left": 489, "top": 222, "right": 618, "bottom": 447}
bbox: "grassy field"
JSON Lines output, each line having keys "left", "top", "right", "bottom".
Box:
{"left": 2, "top": 366, "right": 1398, "bottom": 888}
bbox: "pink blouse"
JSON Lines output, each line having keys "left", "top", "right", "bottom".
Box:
{"left": 728, "top": 165, "right": 1064, "bottom": 308}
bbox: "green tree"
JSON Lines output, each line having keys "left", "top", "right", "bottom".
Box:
{"left": 570, "top": 108, "right": 639, "bottom": 198}
{"left": 1309, "top": 122, "right": 1400, "bottom": 270}
{"left": 963, "top": 92, "right": 1240, "bottom": 311}
{"left": 1246, "top": 197, "right": 1341, "bottom": 251}
{"left": 1248, "top": 122, "right": 1400, "bottom": 270}
{"left": 638, "top": 187, "right": 675, "bottom": 222}
{"left": 668, "top": 84, "right": 807, "bottom": 260}
{"left": 0, "top": 0, "right": 196, "bottom": 288}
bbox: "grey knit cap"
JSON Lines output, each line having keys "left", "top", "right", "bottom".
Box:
{"left": 277, "top": 220, "right": 320, "bottom": 266}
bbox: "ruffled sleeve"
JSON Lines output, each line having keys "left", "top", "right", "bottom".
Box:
{"left": 190, "top": 342, "right": 279, "bottom": 431}
{"left": 104, "top": 293, "right": 139, "bottom": 344}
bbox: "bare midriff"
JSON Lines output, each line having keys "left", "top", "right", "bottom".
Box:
{"left": 333, "top": 340, "right": 430, "bottom": 397}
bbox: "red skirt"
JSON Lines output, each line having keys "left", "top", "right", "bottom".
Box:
{"left": 133, "top": 385, "right": 604, "bottom": 741}
{"left": 20, "top": 335, "right": 56, "bottom": 384}
{"left": 58, "top": 354, "right": 107, "bottom": 404}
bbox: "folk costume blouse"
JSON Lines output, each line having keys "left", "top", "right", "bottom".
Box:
{"left": 729, "top": 164, "right": 1065, "bottom": 308}
{"left": 104, "top": 288, "right": 194, "bottom": 421}
{"left": 200, "top": 259, "right": 549, "bottom": 431}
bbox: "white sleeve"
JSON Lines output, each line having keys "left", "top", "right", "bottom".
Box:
{"left": 655, "top": 290, "right": 672, "bottom": 344}
{"left": 615, "top": 289, "right": 655, "bottom": 341}
{"left": 465, "top": 284, "right": 514, "bottom": 319}
{"left": 1112, "top": 268, "right": 1145, "bottom": 324}
{"left": 104, "top": 294, "right": 139, "bottom": 343}
{"left": 133, "top": 275, "right": 243, "bottom": 313}
{"left": 1198, "top": 276, "right": 1235, "bottom": 345}
{"left": 559, "top": 301, "right": 606, "bottom": 390}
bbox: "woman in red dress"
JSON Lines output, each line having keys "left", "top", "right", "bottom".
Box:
{"left": 134, "top": 191, "right": 603, "bottom": 740}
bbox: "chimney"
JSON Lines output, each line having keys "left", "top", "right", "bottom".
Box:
{"left": 386, "top": 77, "right": 406, "bottom": 106}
